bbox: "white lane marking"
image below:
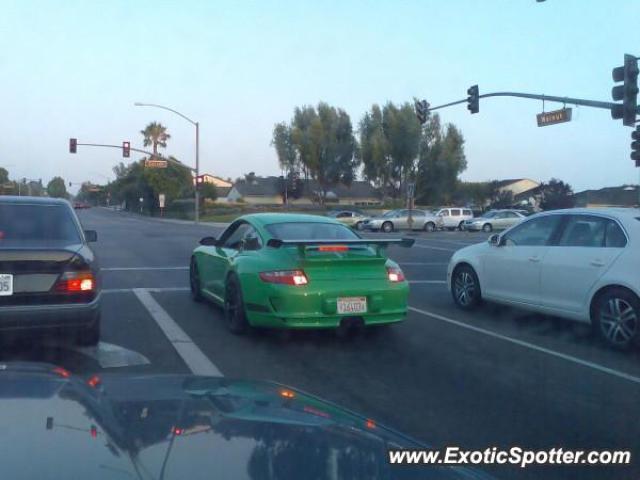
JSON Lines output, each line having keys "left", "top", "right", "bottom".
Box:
{"left": 399, "top": 262, "right": 448, "bottom": 266}
{"left": 408, "top": 306, "right": 640, "bottom": 386}
{"left": 103, "top": 287, "right": 189, "bottom": 294}
{"left": 412, "top": 244, "right": 457, "bottom": 252}
{"left": 133, "top": 288, "right": 223, "bottom": 376}
{"left": 73, "top": 341, "right": 151, "bottom": 368}
{"left": 102, "top": 266, "right": 188, "bottom": 271}
{"left": 408, "top": 280, "right": 447, "bottom": 284}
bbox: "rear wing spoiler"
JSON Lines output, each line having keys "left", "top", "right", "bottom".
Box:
{"left": 266, "top": 238, "right": 415, "bottom": 249}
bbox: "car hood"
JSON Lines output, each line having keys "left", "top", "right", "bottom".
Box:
{"left": 0, "top": 363, "right": 490, "bottom": 480}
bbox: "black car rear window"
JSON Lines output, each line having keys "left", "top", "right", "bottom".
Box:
{"left": 266, "top": 222, "right": 359, "bottom": 240}
{"left": 0, "top": 204, "right": 81, "bottom": 242}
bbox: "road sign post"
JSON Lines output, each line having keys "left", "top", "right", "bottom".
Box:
{"left": 159, "top": 193, "right": 166, "bottom": 217}
{"left": 407, "top": 182, "right": 416, "bottom": 230}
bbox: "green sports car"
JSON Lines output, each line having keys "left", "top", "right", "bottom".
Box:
{"left": 189, "top": 213, "right": 413, "bottom": 334}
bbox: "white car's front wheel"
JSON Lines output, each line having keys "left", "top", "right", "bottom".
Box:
{"left": 593, "top": 288, "right": 640, "bottom": 350}
{"left": 451, "top": 265, "right": 482, "bottom": 310}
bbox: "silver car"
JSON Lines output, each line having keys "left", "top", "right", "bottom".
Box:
{"left": 362, "top": 209, "right": 443, "bottom": 232}
{"left": 463, "top": 209, "right": 526, "bottom": 232}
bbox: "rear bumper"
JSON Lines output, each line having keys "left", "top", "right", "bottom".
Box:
{"left": 0, "top": 293, "right": 101, "bottom": 332}
{"left": 243, "top": 280, "right": 409, "bottom": 329}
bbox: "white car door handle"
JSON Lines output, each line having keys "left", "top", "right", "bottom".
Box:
{"left": 528, "top": 256, "right": 540, "bottom": 263}
{"left": 590, "top": 260, "right": 606, "bottom": 267}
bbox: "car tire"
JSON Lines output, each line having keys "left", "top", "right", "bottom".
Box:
{"left": 76, "top": 314, "right": 100, "bottom": 346}
{"left": 592, "top": 288, "right": 640, "bottom": 350}
{"left": 424, "top": 222, "right": 436, "bottom": 232}
{"left": 190, "top": 257, "right": 203, "bottom": 302}
{"left": 355, "top": 221, "right": 364, "bottom": 231}
{"left": 451, "top": 265, "right": 482, "bottom": 310}
{"left": 224, "top": 274, "right": 250, "bottom": 335}
{"left": 482, "top": 223, "right": 493, "bottom": 233}
{"left": 381, "top": 221, "right": 393, "bottom": 233}
{"left": 458, "top": 221, "right": 465, "bottom": 231}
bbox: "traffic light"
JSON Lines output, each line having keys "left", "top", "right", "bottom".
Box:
{"left": 195, "top": 175, "right": 205, "bottom": 189}
{"left": 611, "top": 54, "right": 639, "bottom": 127}
{"left": 631, "top": 126, "right": 640, "bottom": 167}
{"left": 122, "top": 141, "right": 130, "bottom": 158}
{"left": 69, "top": 138, "right": 77, "bottom": 154}
{"left": 414, "top": 99, "right": 429, "bottom": 125}
{"left": 467, "top": 85, "right": 479, "bottom": 114}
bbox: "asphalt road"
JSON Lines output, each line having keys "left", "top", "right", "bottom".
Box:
{"left": 4, "top": 207, "right": 639, "bottom": 480}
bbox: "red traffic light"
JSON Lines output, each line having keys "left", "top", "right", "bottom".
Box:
{"left": 122, "top": 141, "right": 131, "bottom": 158}
{"left": 196, "top": 175, "right": 205, "bottom": 184}
{"left": 69, "top": 138, "right": 77, "bottom": 154}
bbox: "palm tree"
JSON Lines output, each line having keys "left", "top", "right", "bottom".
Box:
{"left": 140, "top": 122, "right": 171, "bottom": 156}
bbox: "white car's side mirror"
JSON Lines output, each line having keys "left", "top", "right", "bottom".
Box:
{"left": 488, "top": 234, "right": 501, "bottom": 246}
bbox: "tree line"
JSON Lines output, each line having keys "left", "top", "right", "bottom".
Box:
{"left": 0, "top": 168, "right": 68, "bottom": 198}
{"left": 272, "top": 100, "right": 468, "bottom": 206}
{"left": 272, "top": 100, "right": 575, "bottom": 209}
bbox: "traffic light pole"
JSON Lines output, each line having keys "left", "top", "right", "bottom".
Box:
{"left": 426, "top": 91, "right": 631, "bottom": 113}
{"left": 74, "top": 143, "right": 196, "bottom": 172}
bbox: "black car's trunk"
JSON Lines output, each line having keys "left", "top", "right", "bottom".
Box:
{"left": 0, "top": 241, "right": 87, "bottom": 306}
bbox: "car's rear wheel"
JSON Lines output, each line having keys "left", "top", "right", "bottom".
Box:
{"left": 458, "top": 221, "right": 465, "bottom": 231}
{"left": 355, "top": 221, "right": 364, "bottom": 230}
{"left": 225, "top": 274, "right": 249, "bottom": 335}
{"left": 424, "top": 222, "right": 435, "bottom": 232}
{"left": 190, "top": 257, "right": 203, "bottom": 302}
{"left": 593, "top": 288, "right": 640, "bottom": 350}
{"left": 451, "top": 265, "right": 481, "bottom": 310}
{"left": 381, "top": 221, "right": 393, "bottom": 233}
{"left": 76, "top": 314, "right": 100, "bottom": 346}
{"left": 482, "top": 223, "right": 493, "bottom": 233}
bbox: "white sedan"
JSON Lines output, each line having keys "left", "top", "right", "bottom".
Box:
{"left": 447, "top": 208, "right": 640, "bottom": 349}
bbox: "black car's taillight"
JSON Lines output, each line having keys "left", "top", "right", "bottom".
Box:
{"left": 53, "top": 271, "right": 96, "bottom": 293}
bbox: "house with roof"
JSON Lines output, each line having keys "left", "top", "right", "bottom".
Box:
{"left": 222, "top": 176, "right": 381, "bottom": 206}
{"left": 573, "top": 185, "right": 639, "bottom": 208}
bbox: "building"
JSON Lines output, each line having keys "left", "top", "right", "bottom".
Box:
{"left": 494, "top": 178, "right": 541, "bottom": 197}
{"left": 199, "top": 174, "right": 232, "bottom": 188}
{"left": 222, "top": 176, "right": 380, "bottom": 206}
{"left": 573, "top": 185, "right": 639, "bottom": 208}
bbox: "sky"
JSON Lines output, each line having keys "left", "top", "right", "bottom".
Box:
{"left": 0, "top": 0, "right": 638, "bottom": 193}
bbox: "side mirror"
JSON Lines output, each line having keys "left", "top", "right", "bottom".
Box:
{"left": 199, "top": 236, "right": 217, "bottom": 246}
{"left": 84, "top": 230, "right": 97, "bottom": 243}
{"left": 488, "top": 234, "right": 501, "bottom": 246}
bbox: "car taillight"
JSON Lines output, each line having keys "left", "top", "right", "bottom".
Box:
{"left": 53, "top": 271, "right": 96, "bottom": 293}
{"left": 318, "top": 245, "right": 349, "bottom": 252}
{"left": 387, "top": 266, "right": 405, "bottom": 283}
{"left": 259, "top": 270, "right": 308, "bottom": 286}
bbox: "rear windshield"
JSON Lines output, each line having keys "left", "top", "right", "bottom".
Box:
{"left": 266, "top": 222, "right": 359, "bottom": 240}
{"left": 0, "top": 204, "right": 81, "bottom": 242}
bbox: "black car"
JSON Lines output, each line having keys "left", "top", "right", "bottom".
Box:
{"left": 0, "top": 196, "right": 100, "bottom": 345}
{"left": 0, "top": 362, "right": 491, "bottom": 480}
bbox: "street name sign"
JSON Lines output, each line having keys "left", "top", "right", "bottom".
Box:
{"left": 145, "top": 159, "right": 168, "bottom": 168}
{"left": 536, "top": 108, "right": 572, "bottom": 127}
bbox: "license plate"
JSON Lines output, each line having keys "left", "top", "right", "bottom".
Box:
{"left": 337, "top": 297, "right": 367, "bottom": 314}
{"left": 0, "top": 274, "right": 13, "bottom": 296}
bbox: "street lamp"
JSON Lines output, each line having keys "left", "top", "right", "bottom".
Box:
{"left": 134, "top": 102, "right": 200, "bottom": 223}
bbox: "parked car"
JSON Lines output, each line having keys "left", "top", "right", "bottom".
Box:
{"left": 0, "top": 196, "right": 101, "bottom": 345}
{"left": 327, "top": 209, "right": 368, "bottom": 230}
{"left": 73, "top": 201, "right": 90, "bottom": 209}
{"left": 463, "top": 209, "right": 526, "bottom": 232}
{"left": 448, "top": 208, "right": 639, "bottom": 349}
{"left": 362, "top": 209, "right": 443, "bottom": 232}
{"left": 435, "top": 207, "right": 474, "bottom": 230}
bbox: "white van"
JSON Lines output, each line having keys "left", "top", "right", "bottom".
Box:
{"left": 436, "top": 207, "right": 474, "bottom": 230}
